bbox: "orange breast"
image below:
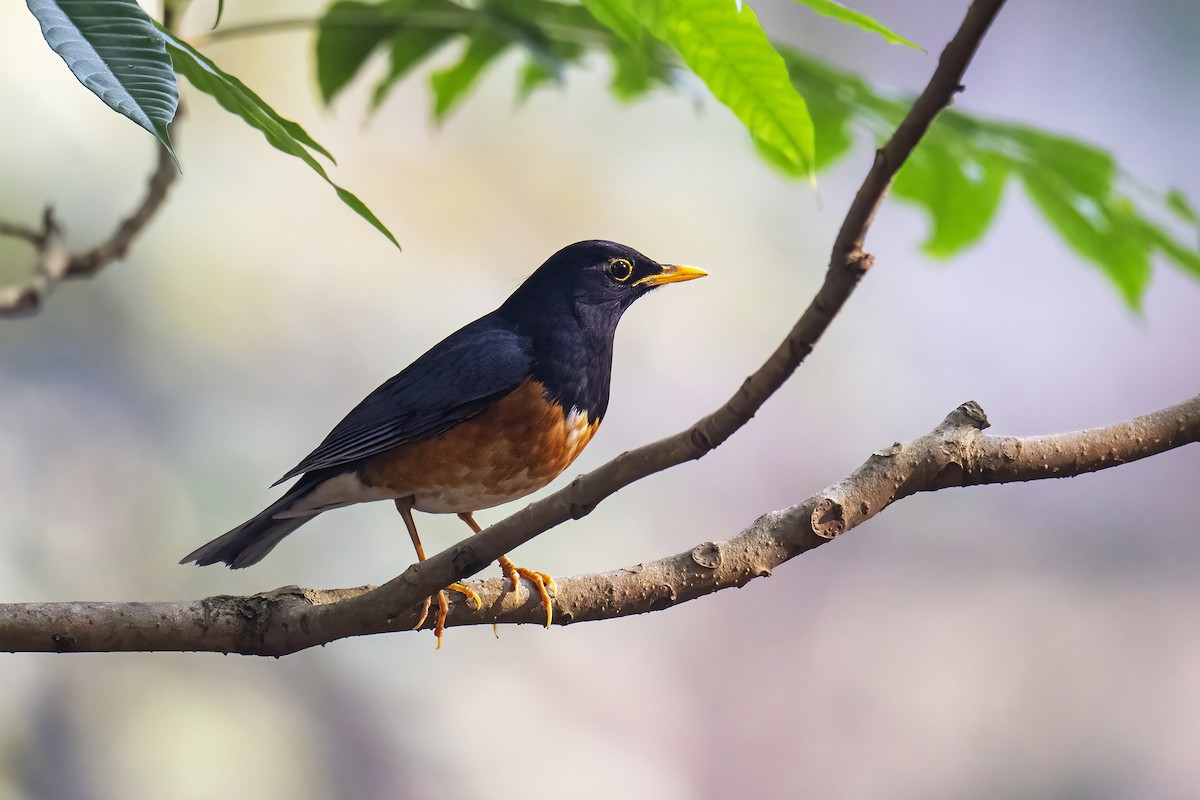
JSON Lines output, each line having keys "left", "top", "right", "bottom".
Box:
{"left": 361, "top": 380, "right": 600, "bottom": 514}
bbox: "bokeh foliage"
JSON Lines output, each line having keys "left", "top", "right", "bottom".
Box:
{"left": 21, "top": 0, "right": 1200, "bottom": 305}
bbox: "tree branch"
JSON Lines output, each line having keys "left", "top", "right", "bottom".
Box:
{"left": 3, "top": 394, "right": 1196, "bottom": 654}
{"left": 290, "top": 0, "right": 1008, "bottom": 644}
{"left": 0, "top": 0, "right": 1009, "bottom": 653}
{"left": 0, "top": 131, "right": 179, "bottom": 318}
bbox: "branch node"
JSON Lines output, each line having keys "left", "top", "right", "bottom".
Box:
{"left": 690, "top": 542, "right": 722, "bottom": 570}
{"left": 947, "top": 400, "right": 989, "bottom": 430}
{"left": 689, "top": 424, "right": 716, "bottom": 454}
{"left": 874, "top": 442, "right": 903, "bottom": 458}
{"left": 811, "top": 498, "right": 846, "bottom": 539}
{"left": 848, "top": 250, "right": 875, "bottom": 276}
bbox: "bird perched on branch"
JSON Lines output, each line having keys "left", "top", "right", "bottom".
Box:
{"left": 181, "top": 240, "right": 706, "bottom": 646}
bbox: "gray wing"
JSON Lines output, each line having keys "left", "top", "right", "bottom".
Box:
{"left": 274, "top": 313, "right": 532, "bottom": 484}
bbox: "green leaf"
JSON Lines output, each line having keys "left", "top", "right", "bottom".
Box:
{"left": 302, "top": 0, "right": 1200, "bottom": 302}
{"left": 793, "top": 80, "right": 854, "bottom": 171}
{"left": 316, "top": 1, "right": 398, "bottom": 104}
{"left": 430, "top": 32, "right": 509, "bottom": 120}
{"left": 777, "top": 45, "right": 881, "bottom": 170}
{"left": 1166, "top": 188, "right": 1199, "bottom": 224}
{"left": 370, "top": 27, "right": 456, "bottom": 109}
{"left": 518, "top": 59, "right": 556, "bottom": 100}
{"left": 615, "top": 0, "right": 815, "bottom": 177}
{"left": 893, "top": 142, "right": 1009, "bottom": 258}
{"left": 212, "top": 0, "right": 225, "bottom": 29}
{"left": 791, "top": 0, "right": 921, "bottom": 49}
{"left": 515, "top": 38, "right": 583, "bottom": 100}
{"left": 581, "top": 0, "right": 646, "bottom": 45}
{"left": 1020, "top": 170, "right": 1150, "bottom": 307}
{"left": 608, "top": 41, "right": 672, "bottom": 100}
{"left": 316, "top": 0, "right": 462, "bottom": 110}
{"left": 161, "top": 28, "right": 399, "bottom": 248}
{"left": 26, "top": 0, "right": 178, "bottom": 159}
{"left": 1141, "top": 220, "right": 1200, "bottom": 280}
{"left": 1006, "top": 127, "right": 1115, "bottom": 200}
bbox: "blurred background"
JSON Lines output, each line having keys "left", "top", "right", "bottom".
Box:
{"left": 2, "top": 0, "right": 1199, "bottom": 797}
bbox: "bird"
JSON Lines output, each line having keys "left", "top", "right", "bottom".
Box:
{"left": 181, "top": 240, "right": 707, "bottom": 646}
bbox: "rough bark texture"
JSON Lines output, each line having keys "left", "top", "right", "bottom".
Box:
{"left": 3, "top": 395, "right": 1195, "bottom": 655}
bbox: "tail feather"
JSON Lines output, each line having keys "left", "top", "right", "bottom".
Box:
{"left": 182, "top": 480, "right": 321, "bottom": 569}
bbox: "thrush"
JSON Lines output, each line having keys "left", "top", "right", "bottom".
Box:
{"left": 181, "top": 240, "right": 706, "bottom": 645}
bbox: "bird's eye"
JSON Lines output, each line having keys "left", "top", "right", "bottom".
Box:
{"left": 607, "top": 258, "right": 633, "bottom": 282}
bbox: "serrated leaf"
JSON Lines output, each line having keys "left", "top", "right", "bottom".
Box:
{"left": 26, "top": 0, "right": 178, "bottom": 159}
{"left": 615, "top": 0, "right": 815, "bottom": 177}
{"left": 1166, "top": 188, "right": 1199, "bottom": 224}
{"left": 893, "top": 142, "right": 1008, "bottom": 258}
{"left": 161, "top": 29, "right": 399, "bottom": 248}
{"left": 791, "top": 0, "right": 920, "bottom": 49}
{"left": 430, "top": 33, "right": 509, "bottom": 120}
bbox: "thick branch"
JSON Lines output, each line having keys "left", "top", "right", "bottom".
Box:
{"left": 3, "top": 395, "right": 1195, "bottom": 654}
{"left": 0, "top": 135, "right": 179, "bottom": 318}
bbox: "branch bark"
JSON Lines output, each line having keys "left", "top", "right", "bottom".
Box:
{"left": 3, "top": 395, "right": 1196, "bottom": 654}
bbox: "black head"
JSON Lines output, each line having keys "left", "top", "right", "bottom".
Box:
{"left": 500, "top": 240, "right": 706, "bottom": 323}
{"left": 496, "top": 240, "right": 705, "bottom": 421}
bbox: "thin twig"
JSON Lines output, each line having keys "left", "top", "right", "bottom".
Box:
{"left": 0, "top": 220, "right": 43, "bottom": 245}
{"left": 0, "top": 123, "right": 180, "bottom": 319}
{"left": 2, "top": 393, "right": 1195, "bottom": 654}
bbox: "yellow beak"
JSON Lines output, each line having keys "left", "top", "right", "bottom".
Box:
{"left": 633, "top": 263, "right": 709, "bottom": 288}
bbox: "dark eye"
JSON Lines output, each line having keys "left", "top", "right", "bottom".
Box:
{"left": 607, "top": 258, "right": 633, "bottom": 282}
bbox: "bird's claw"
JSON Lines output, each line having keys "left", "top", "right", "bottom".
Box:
{"left": 500, "top": 559, "right": 556, "bottom": 628}
{"left": 449, "top": 582, "right": 483, "bottom": 611}
{"left": 415, "top": 583, "right": 483, "bottom": 649}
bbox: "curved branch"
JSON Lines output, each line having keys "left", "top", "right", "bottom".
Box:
{"left": 0, "top": 0, "right": 1009, "bottom": 653}
{"left": 302, "top": 0, "right": 1008, "bottom": 639}
{"left": 0, "top": 131, "right": 179, "bottom": 318}
{"left": 2, "top": 394, "right": 1196, "bottom": 654}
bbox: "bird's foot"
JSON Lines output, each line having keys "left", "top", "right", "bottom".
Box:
{"left": 411, "top": 583, "right": 482, "bottom": 649}
{"left": 498, "top": 555, "right": 557, "bottom": 628}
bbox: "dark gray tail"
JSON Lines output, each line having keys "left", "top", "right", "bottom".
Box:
{"left": 181, "top": 479, "right": 320, "bottom": 569}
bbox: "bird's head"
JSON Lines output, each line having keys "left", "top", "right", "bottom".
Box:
{"left": 501, "top": 240, "right": 707, "bottom": 324}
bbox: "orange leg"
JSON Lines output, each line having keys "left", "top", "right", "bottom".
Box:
{"left": 396, "top": 501, "right": 482, "bottom": 648}
{"left": 457, "top": 512, "right": 557, "bottom": 628}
